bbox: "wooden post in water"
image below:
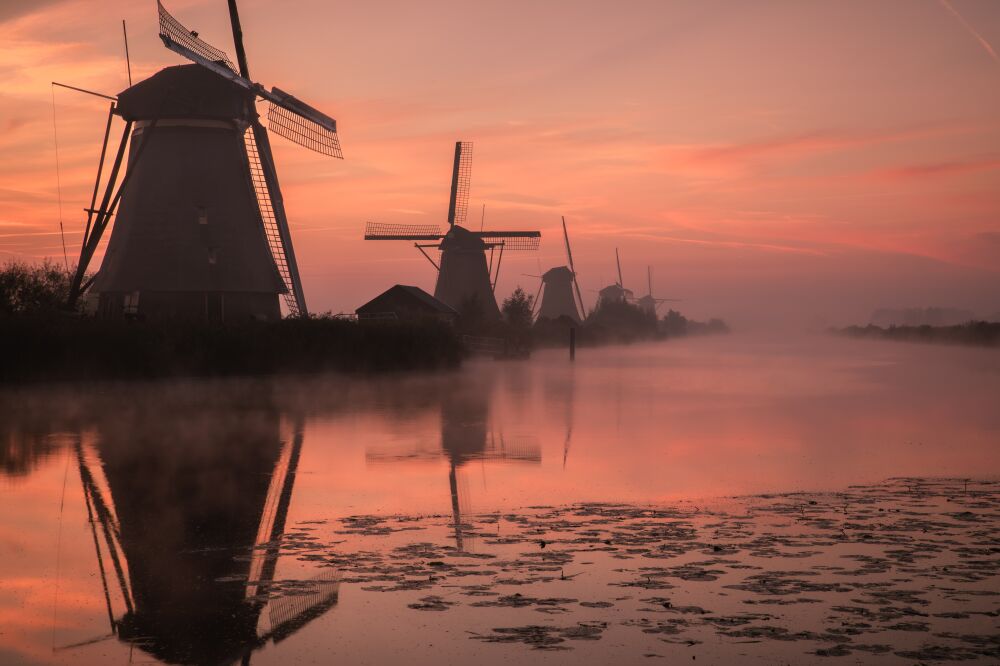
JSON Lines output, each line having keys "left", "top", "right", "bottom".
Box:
{"left": 569, "top": 327, "right": 576, "bottom": 361}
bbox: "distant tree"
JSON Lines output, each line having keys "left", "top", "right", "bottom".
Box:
{"left": 0, "top": 260, "right": 74, "bottom": 317}
{"left": 661, "top": 309, "right": 688, "bottom": 337}
{"left": 501, "top": 286, "right": 534, "bottom": 329}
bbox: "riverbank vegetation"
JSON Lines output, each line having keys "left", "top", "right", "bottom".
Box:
{"left": 1, "top": 260, "right": 461, "bottom": 383}
{"left": 835, "top": 321, "right": 1000, "bottom": 348}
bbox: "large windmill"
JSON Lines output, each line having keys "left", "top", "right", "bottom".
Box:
{"left": 67, "top": 0, "right": 342, "bottom": 320}
{"left": 534, "top": 216, "right": 585, "bottom": 324}
{"left": 364, "top": 142, "right": 540, "bottom": 319}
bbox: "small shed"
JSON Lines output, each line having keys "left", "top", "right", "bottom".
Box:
{"left": 356, "top": 285, "right": 458, "bottom": 323}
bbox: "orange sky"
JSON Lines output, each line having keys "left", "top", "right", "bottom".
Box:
{"left": 1, "top": 0, "right": 998, "bottom": 326}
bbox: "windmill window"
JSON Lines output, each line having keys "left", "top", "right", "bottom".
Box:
{"left": 197, "top": 207, "right": 208, "bottom": 225}
{"left": 208, "top": 247, "right": 218, "bottom": 265}
{"left": 123, "top": 291, "right": 140, "bottom": 316}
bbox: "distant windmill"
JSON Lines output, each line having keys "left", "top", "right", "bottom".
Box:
{"left": 67, "top": 0, "right": 342, "bottom": 320}
{"left": 596, "top": 247, "right": 634, "bottom": 307}
{"left": 534, "top": 216, "right": 585, "bottom": 324}
{"left": 364, "top": 141, "right": 541, "bottom": 318}
{"left": 636, "top": 266, "right": 681, "bottom": 315}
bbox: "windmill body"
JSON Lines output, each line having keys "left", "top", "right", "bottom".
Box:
{"left": 535, "top": 217, "right": 584, "bottom": 323}
{"left": 91, "top": 66, "right": 284, "bottom": 321}
{"left": 537, "top": 266, "right": 581, "bottom": 323}
{"left": 435, "top": 225, "right": 500, "bottom": 318}
{"left": 598, "top": 284, "right": 633, "bottom": 307}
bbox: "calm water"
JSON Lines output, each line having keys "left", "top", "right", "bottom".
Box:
{"left": 1, "top": 334, "right": 998, "bottom": 664}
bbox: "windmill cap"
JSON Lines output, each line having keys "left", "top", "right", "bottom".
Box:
{"left": 542, "top": 266, "right": 575, "bottom": 281}
{"left": 116, "top": 64, "right": 253, "bottom": 122}
{"left": 439, "top": 224, "right": 486, "bottom": 251}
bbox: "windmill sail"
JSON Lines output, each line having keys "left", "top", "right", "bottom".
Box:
{"left": 446, "top": 141, "right": 473, "bottom": 227}
{"left": 157, "top": 1, "right": 238, "bottom": 73}
{"left": 245, "top": 124, "right": 308, "bottom": 316}
{"left": 562, "top": 216, "right": 585, "bottom": 318}
{"left": 267, "top": 88, "right": 342, "bottom": 158}
{"left": 364, "top": 221, "right": 443, "bottom": 240}
{"left": 476, "top": 232, "right": 540, "bottom": 250}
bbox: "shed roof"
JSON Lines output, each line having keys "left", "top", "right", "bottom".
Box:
{"left": 357, "top": 285, "right": 457, "bottom": 315}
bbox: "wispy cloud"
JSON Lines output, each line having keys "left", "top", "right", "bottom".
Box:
{"left": 874, "top": 156, "right": 1000, "bottom": 181}
{"left": 939, "top": 0, "right": 1000, "bottom": 67}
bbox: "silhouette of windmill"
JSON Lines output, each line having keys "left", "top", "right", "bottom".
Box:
{"left": 595, "top": 248, "right": 634, "bottom": 307}
{"left": 68, "top": 0, "right": 343, "bottom": 320}
{"left": 636, "top": 266, "right": 681, "bottom": 315}
{"left": 533, "top": 216, "right": 585, "bottom": 324}
{"left": 364, "top": 142, "right": 541, "bottom": 318}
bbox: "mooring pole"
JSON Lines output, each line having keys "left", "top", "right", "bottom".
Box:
{"left": 569, "top": 327, "right": 576, "bottom": 361}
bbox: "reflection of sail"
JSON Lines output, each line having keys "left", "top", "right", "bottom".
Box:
{"left": 72, "top": 399, "right": 336, "bottom": 665}
{"left": 367, "top": 371, "right": 540, "bottom": 550}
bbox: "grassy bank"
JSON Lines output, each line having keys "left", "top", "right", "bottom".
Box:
{"left": 0, "top": 315, "right": 462, "bottom": 383}
{"left": 836, "top": 321, "right": 1000, "bottom": 348}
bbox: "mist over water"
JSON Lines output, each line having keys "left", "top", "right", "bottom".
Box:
{"left": 2, "top": 334, "right": 998, "bottom": 664}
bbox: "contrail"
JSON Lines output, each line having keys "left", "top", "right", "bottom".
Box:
{"left": 939, "top": 0, "right": 1000, "bottom": 66}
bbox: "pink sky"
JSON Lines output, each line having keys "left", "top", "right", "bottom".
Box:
{"left": 1, "top": 0, "right": 998, "bottom": 326}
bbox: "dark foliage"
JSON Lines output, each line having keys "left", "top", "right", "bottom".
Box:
{"left": 501, "top": 286, "right": 534, "bottom": 330}
{"left": 584, "top": 298, "right": 659, "bottom": 344}
{"left": 0, "top": 260, "right": 75, "bottom": 316}
{"left": 836, "top": 321, "right": 1000, "bottom": 348}
{"left": 0, "top": 315, "right": 462, "bottom": 384}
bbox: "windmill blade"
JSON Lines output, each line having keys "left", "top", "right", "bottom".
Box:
{"left": 245, "top": 122, "right": 308, "bottom": 316}
{"left": 265, "top": 88, "right": 342, "bottom": 158}
{"left": 479, "top": 235, "right": 540, "bottom": 251}
{"left": 476, "top": 230, "right": 541, "bottom": 251}
{"left": 616, "top": 248, "right": 624, "bottom": 289}
{"left": 562, "top": 216, "right": 585, "bottom": 319}
{"left": 157, "top": 1, "right": 241, "bottom": 75}
{"left": 446, "top": 141, "right": 473, "bottom": 227}
{"left": 532, "top": 280, "right": 543, "bottom": 317}
{"left": 364, "top": 221, "right": 443, "bottom": 241}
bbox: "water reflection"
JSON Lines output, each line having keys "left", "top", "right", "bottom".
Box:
{"left": 2, "top": 336, "right": 999, "bottom": 665}
{"left": 59, "top": 392, "right": 336, "bottom": 665}
{"left": 366, "top": 372, "right": 540, "bottom": 549}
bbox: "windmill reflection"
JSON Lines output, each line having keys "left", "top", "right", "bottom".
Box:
{"left": 366, "top": 373, "right": 540, "bottom": 550}
{"left": 72, "top": 407, "right": 335, "bottom": 665}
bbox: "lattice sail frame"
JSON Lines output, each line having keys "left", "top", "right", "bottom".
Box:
{"left": 364, "top": 221, "right": 443, "bottom": 240}
{"left": 450, "top": 141, "right": 473, "bottom": 227}
{"left": 267, "top": 103, "right": 342, "bottom": 158}
{"left": 478, "top": 234, "right": 540, "bottom": 251}
{"left": 157, "top": 1, "right": 238, "bottom": 73}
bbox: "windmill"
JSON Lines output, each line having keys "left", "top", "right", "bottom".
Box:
{"left": 596, "top": 247, "right": 634, "bottom": 307}
{"left": 534, "top": 216, "right": 585, "bottom": 324}
{"left": 67, "top": 0, "right": 343, "bottom": 320}
{"left": 364, "top": 141, "right": 541, "bottom": 319}
{"left": 636, "top": 265, "right": 681, "bottom": 315}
